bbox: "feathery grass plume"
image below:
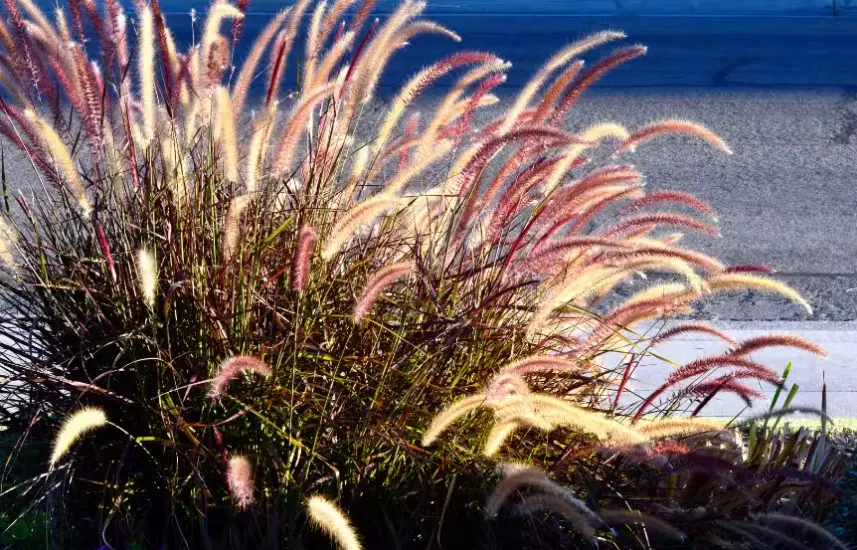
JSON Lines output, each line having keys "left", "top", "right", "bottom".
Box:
{"left": 708, "top": 273, "right": 812, "bottom": 314}
{"left": 527, "top": 394, "right": 648, "bottom": 446}
{"left": 215, "top": 86, "right": 239, "bottom": 182}
{"left": 633, "top": 356, "right": 780, "bottom": 422}
{"left": 421, "top": 393, "right": 487, "bottom": 446}
{"left": 311, "top": 30, "right": 355, "bottom": 87}
{"left": 517, "top": 494, "right": 598, "bottom": 544}
{"left": 418, "top": 59, "right": 509, "bottom": 149}
{"left": 271, "top": 82, "right": 337, "bottom": 174}
{"left": 26, "top": 110, "right": 92, "bottom": 218}
{"left": 668, "top": 356, "right": 780, "bottom": 387}
{"left": 650, "top": 322, "right": 736, "bottom": 347}
{"left": 0, "top": 216, "right": 19, "bottom": 273}
{"left": 375, "top": 51, "right": 499, "bottom": 153}
{"left": 597, "top": 249, "right": 715, "bottom": 282}
{"left": 615, "top": 283, "right": 693, "bottom": 311}
{"left": 231, "top": 9, "right": 289, "bottom": 113}
{"left": 578, "top": 121, "right": 630, "bottom": 144}
{"left": 208, "top": 355, "right": 273, "bottom": 401}
{"left": 201, "top": 2, "right": 243, "bottom": 64}
{"left": 624, "top": 190, "right": 717, "bottom": 219}
{"left": 690, "top": 377, "right": 764, "bottom": 406}
{"left": 222, "top": 195, "right": 251, "bottom": 262}
{"left": 730, "top": 334, "right": 827, "bottom": 358}
{"left": 321, "top": 196, "right": 401, "bottom": 260}
{"left": 650, "top": 441, "right": 691, "bottom": 456}
{"left": 226, "top": 455, "right": 254, "bottom": 509}
{"left": 136, "top": 248, "right": 158, "bottom": 308}
{"left": 50, "top": 407, "right": 107, "bottom": 467}
{"left": 487, "top": 466, "right": 599, "bottom": 527}
{"left": 244, "top": 109, "right": 276, "bottom": 194}
{"left": 320, "top": 0, "right": 356, "bottom": 43}
{"left": 265, "top": 0, "right": 312, "bottom": 103}
{"left": 601, "top": 510, "right": 686, "bottom": 541}
{"left": 305, "top": 495, "right": 363, "bottom": 550}
{"left": 302, "top": 0, "right": 327, "bottom": 89}
{"left": 55, "top": 6, "right": 72, "bottom": 42}
{"left": 624, "top": 239, "right": 725, "bottom": 272}
{"left": 527, "top": 266, "right": 624, "bottom": 337}
{"left": 500, "top": 30, "right": 625, "bottom": 133}
{"left": 482, "top": 420, "right": 521, "bottom": 457}
{"left": 486, "top": 467, "right": 563, "bottom": 516}
{"left": 383, "top": 139, "right": 453, "bottom": 195}
{"left": 291, "top": 224, "right": 317, "bottom": 292}
{"left": 353, "top": 262, "right": 414, "bottom": 324}
{"left": 349, "top": 0, "right": 376, "bottom": 33}
{"left": 725, "top": 263, "right": 774, "bottom": 274}
{"left": 529, "top": 259, "right": 702, "bottom": 339}
{"left": 399, "top": 19, "right": 460, "bottom": 44}
{"left": 500, "top": 355, "right": 585, "bottom": 376}
{"left": 18, "top": 0, "right": 53, "bottom": 37}
{"left": 551, "top": 45, "right": 648, "bottom": 122}
{"left": 603, "top": 212, "right": 719, "bottom": 238}
{"left": 756, "top": 513, "right": 847, "bottom": 549}
{"left": 348, "top": 1, "right": 426, "bottom": 105}
{"left": 619, "top": 118, "right": 732, "bottom": 155}
{"left": 531, "top": 59, "right": 584, "bottom": 121}
{"left": 138, "top": 5, "right": 155, "bottom": 144}
{"left": 637, "top": 418, "right": 724, "bottom": 439}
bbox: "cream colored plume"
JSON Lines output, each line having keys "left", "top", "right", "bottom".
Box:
{"left": 138, "top": 5, "right": 155, "bottom": 144}
{"left": 26, "top": 111, "right": 92, "bottom": 218}
{"left": 50, "top": 407, "right": 108, "bottom": 467}
{"left": 201, "top": 2, "right": 244, "bottom": 63}
{"left": 306, "top": 496, "right": 363, "bottom": 550}
{"left": 0, "top": 216, "right": 19, "bottom": 273}
{"left": 216, "top": 87, "right": 239, "bottom": 182}
{"left": 321, "top": 196, "right": 401, "bottom": 260}
{"left": 136, "top": 248, "right": 158, "bottom": 308}
{"left": 500, "top": 30, "right": 626, "bottom": 133}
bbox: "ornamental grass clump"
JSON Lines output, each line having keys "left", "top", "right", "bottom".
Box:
{"left": 0, "top": 0, "right": 842, "bottom": 547}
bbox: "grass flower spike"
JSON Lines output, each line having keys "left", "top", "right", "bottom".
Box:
{"left": 136, "top": 248, "right": 158, "bottom": 308}
{"left": 209, "top": 356, "right": 273, "bottom": 400}
{"left": 50, "top": 407, "right": 107, "bottom": 467}
{"left": 306, "top": 495, "right": 363, "bottom": 550}
{"left": 226, "top": 455, "right": 254, "bottom": 509}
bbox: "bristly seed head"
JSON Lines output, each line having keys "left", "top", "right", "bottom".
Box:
{"left": 136, "top": 248, "right": 158, "bottom": 309}
{"left": 226, "top": 455, "right": 254, "bottom": 509}
{"left": 50, "top": 407, "right": 108, "bottom": 467}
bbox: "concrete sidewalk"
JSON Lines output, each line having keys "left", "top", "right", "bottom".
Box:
{"left": 620, "top": 321, "right": 857, "bottom": 419}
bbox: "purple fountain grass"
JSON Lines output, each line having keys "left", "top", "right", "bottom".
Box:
{"left": 352, "top": 261, "right": 414, "bottom": 324}
{"left": 291, "top": 224, "right": 318, "bottom": 292}
{"left": 0, "top": 1, "right": 835, "bottom": 544}
{"left": 623, "top": 190, "right": 717, "bottom": 219}
{"left": 550, "top": 45, "right": 648, "bottom": 123}
{"left": 634, "top": 355, "right": 781, "bottom": 422}
{"left": 226, "top": 455, "right": 255, "bottom": 509}
{"left": 617, "top": 119, "right": 733, "bottom": 155}
{"left": 729, "top": 334, "right": 827, "bottom": 358}
{"left": 208, "top": 356, "right": 273, "bottom": 401}
{"left": 650, "top": 322, "right": 737, "bottom": 348}
{"left": 601, "top": 212, "right": 720, "bottom": 239}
